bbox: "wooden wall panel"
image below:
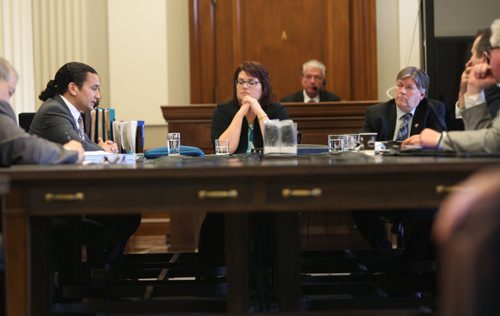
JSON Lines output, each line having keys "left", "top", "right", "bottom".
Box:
{"left": 189, "top": 0, "right": 216, "bottom": 103}
{"left": 350, "top": 0, "right": 378, "bottom": 100}
{"left": 190, "top": 0, "right": 377, "bottom": 103}
{"left": 326, "top": 0, "right": 351, "bottom": 100}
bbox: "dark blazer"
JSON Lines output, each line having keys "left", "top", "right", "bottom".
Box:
{"left": 0, "top": 100, "right": 78, "bottom": 166}
{"left": 29, "top": 95, "right": 101, "bottom": 151}
{"left": 359, "top": 98, "right": 447, "bottom": 141}
{"left": 485, "top": 84, "right": 500, "bottom": 119}
{"left": 280, "top": 89, "right": 341, "bottom": 102}
{"left": 211, "top": 100, "right": 289, "bottom": 153}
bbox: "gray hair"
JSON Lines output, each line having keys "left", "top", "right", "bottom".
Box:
{"left": 0, "top": 57, "right": 18, "bottom": 82}
{"left": 302, "top": 59, "right": 326, "bottom": 76}
{"left": 490, "top": 19, "right": 500, "bottom": 48}
{"left": 396, "top": 66, "right": 429, "bottom": 95}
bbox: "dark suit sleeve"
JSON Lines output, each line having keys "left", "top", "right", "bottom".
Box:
{"left": 211, "top": 104, "right": 236, "bottom": 144}
{"left": 30, "top": 99, "right": 101, "bottom": 151}
{"left": 0, "top": 102, "right": 78, "bottom": 166}
{"left": 280, "top": 91, "right": 303, "bottom": 102}
{"left": 321, "top": 90, "right": 341, "bottom": 101}
{"left": 359, "top": 107, "right": 377, "bottom": 133}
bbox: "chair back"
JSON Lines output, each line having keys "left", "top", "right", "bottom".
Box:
{"left": 18, "top": 112, "right": 36, "bottom": 132}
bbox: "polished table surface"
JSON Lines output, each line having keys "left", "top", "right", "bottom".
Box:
{"left": 2, "top": 152, "right": 500, "bottom": 315}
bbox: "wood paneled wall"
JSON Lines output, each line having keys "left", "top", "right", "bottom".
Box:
{"left": 189, "top": 0, "right": 377, "bottom": 104}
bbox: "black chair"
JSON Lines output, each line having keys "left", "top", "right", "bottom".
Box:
{"left": 18, "top": 112, "right": 36, "bottom": 132}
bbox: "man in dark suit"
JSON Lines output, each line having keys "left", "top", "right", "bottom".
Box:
{"left": 0, "top": 57, "right": 84, "bottom": 311}
{"left": 0, "top": 58, "right": 83, "bottom": 166}
{"left": 355, "top": 66, "right": 446, "bottom": 255}
{"left": 281, "top": 59, "right": 341, "bottom": 102}
{"left": 452, "top": 28, "right": 500, "bottom": 127}
{"left": 30, "top": 62, "right": 117, "bottom": 152}
{"left": 360, "top": 66, "right": 446, "bottom": 140}
{"left": 30, "top": 62, "right": 141, "bottom": 276}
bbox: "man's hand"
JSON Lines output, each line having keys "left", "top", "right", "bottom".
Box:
{"left": 98, "top": 138, "right": 119, "bottom": 153}
{"left": 63, "top": 140, "right": 84, "bottom": 163}
{"left": 402, "top": 128, "right": 442, "bottom": 148}
{"left": 466, "top": 62, "right": 497, "bottom": 95}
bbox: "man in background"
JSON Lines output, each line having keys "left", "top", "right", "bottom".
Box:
{"left": 404, "top": 19, "right": 500, "bottom": 153}
{"left": 281, "top": 59, "right": 341, "bottom": 102}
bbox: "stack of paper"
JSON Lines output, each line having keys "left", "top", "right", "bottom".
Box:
{"left": 83, "top": 151, "right": 136, "bottom": 165}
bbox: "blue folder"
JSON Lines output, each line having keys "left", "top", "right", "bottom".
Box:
{"left": 143, "top": 145, "right": 205, "bottom": 159}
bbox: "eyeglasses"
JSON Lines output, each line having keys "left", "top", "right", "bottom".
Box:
{"left": 235, "top": 79, "right": 260, "bottom": 87}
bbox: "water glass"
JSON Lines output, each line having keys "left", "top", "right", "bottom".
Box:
{"left": 328, "top": 135, "right": 345, "bottom": 153}
{"left": 215, "top": 139, "right": 230, "bottom": 156}
{"left": 167, "top": 132, "right": 181, "bottom": 156}
{"left": 343, "top": 133, "right": 360, "bottom": 150}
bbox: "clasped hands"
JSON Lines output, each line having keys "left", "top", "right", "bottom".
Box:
{"left": 98, "top": 137, "right": 119, "bottom": 153}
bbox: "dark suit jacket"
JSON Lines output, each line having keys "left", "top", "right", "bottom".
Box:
{"left": 280, "top": 89, "right": 341, "bottom": 102}
{"left": 30, "top": 95, "right": 101, "bottom": 151}
{"left": 359, "top": 98, "right": 447, "bottom": 141}
{"left": 485, "top": 84, "right": 500, "bottom": 119}
{"left": 0, "top": 101, "right": 78, "bottom": 166}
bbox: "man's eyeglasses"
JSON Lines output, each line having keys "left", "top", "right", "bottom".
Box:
{"left": 235, "top": 79, "right": 260, "bottom": 87}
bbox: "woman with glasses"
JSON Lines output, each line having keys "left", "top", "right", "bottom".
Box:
{"left": 211, "top": 61, "right": 289, "bottom": 154}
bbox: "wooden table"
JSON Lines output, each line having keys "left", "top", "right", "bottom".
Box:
{"left": 2, "top": 153, "right": 499, "bottom": 315}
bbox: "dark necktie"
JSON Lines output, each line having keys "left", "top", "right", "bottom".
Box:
{"left": 396, "top": 113, "right": 412, "bottom": 141}
{"left": 77, "top": 115, "right": 85, "bottom": 141}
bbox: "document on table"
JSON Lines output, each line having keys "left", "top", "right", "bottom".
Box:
{"left": 83, "top": 151, "right": 136, "bottom": 165}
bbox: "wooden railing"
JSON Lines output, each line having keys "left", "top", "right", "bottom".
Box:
{"left": 161, "top": 101, "right": 379, "bottom": 154}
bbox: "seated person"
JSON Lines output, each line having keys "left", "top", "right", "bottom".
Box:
{"left": 281, "top": 59, "right": 341, "bottom": 103}
{"left": 360, "top": 66, "right": 446, "bottom": 141}
{"left": 29, "top": 62, "right": 141, "bottom": 272}
{"left": 200, "top": 61, "right": 290, "bottom": 258}
{"left": 456, "top": 28, "right": 500, "bottom": 122}
{"left": 212, "top": 61, "right": 290, "bottom": 154}
{"left": 0, "top": 57, "right": 83, "bottom": 310}
{"left": 404, "top": 19, "right": 500, "bottom": 153}
{"left": 0, "top": 58, "right": 83, "bottom": 166}
{"left": 354, "top": 66, "right": 446, "bottom": 255}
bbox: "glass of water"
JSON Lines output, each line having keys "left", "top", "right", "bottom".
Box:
{"left": 167, "top": 132, "right": 181, "bottom": 156}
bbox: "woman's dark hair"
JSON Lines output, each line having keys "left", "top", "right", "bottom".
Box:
{"left": 39, "top": 62, "right": 98, "bottom": 101}
{"left": 231, "top": 61, "right": 274, "bottom": 105}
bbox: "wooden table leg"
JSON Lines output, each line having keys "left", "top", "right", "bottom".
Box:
{"left": 276, "top": 212, "right": 301, "bottom": 311}
{"left": 3, "top": 209, "right": 29, "bottom": 316}
{"left": 225, "top": 213, "right": 249, "bottom": 313}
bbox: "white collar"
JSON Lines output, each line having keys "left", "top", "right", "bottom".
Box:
{"left": 303, "top": 90, "right": 319, "bottom": 103}
{"left": 395, "top": 105, "right": 416, "bottom": 120}
{"left": 60, "top": 95, "right": 82, "bottom": 124}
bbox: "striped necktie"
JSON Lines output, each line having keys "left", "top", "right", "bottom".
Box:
{"left": 77, "top": 115, "right": 85, "bottom": 141}
{"left": 396, "top": 113, "right": 412, "bottom": 141}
